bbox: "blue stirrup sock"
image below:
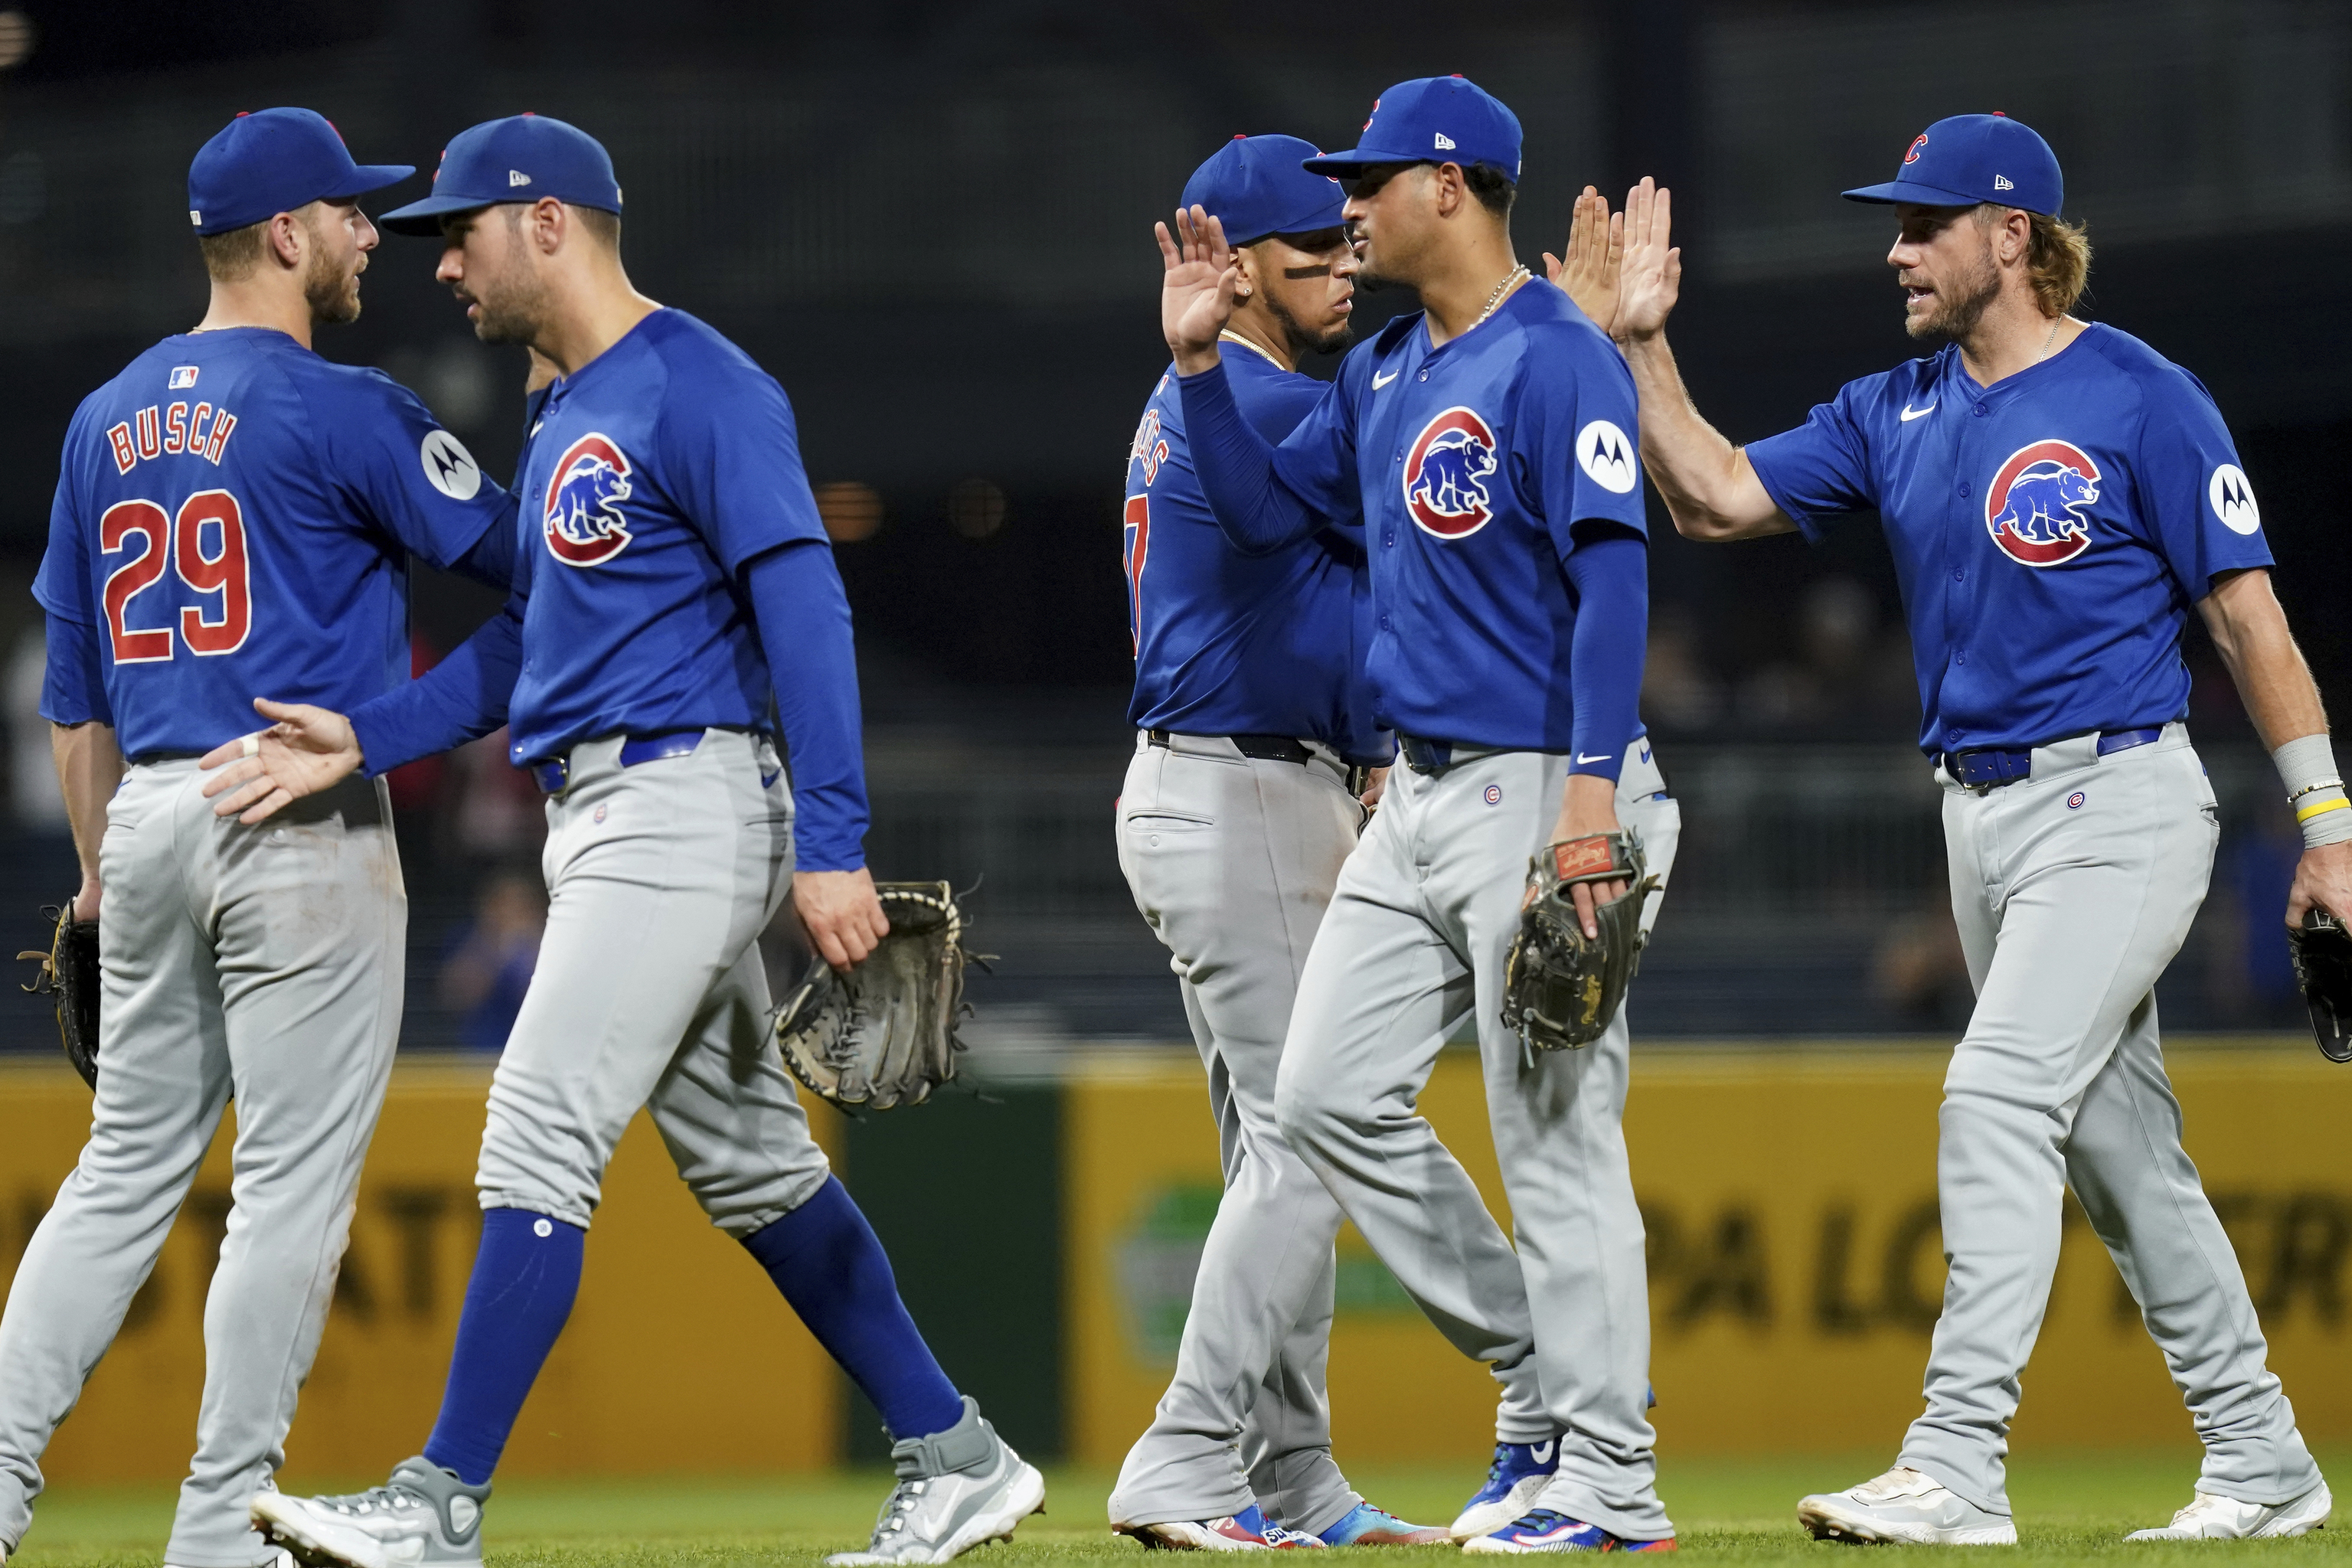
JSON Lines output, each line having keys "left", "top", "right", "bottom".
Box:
{"left": 740, "top": 1175, "right": 964, "bottom": 1440}
{"left": 422, "top": 1207, "right": 586, "bottom": 1485}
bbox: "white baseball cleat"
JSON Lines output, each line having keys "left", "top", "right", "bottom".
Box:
{"left": 827, "top": 1397, "right": 1046, "bottom": 1566}
{"left": 251, "top": 1455, "right": 490, "bottom": 1568}
{"left": 2125, "top": 1481, "right": 2331, "bottom": 1540}
{"left": 1797, "top": 1466, "right": 2017, "bottom": 1546}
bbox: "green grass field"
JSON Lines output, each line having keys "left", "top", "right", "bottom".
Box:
{"left": 11, "top": 1452, "right": 2347, "bottom": 1566}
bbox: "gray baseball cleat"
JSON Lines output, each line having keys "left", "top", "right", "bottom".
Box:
{"left": 2125, "top": 1481, "right": 2331, "bottom": 1540}
{"left": 828, "top": 1397, "right": 1047, "bottom": 1566}
{"left": 1797, "top": 1466, "right": 2017, "bottom": 1546}
{"left": 251, "top": 1455, "right": 491, "bottom": 1568}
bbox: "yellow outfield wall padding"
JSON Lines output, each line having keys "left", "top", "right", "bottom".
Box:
{"left": 1065, "top": 1040, "right": 2352, "bottom": 1466}
{"left": 0, "top": 1057, "right": 843, "bottom": 1484}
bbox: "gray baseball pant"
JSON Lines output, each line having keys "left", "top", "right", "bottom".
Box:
{"left": 1108, "top": 733, "right": 1544, "bottom": 1535}
{"left": 1276, "top": 743, "right": 1681, "bottom": 1544}
{"left": 0, "top": 763, "right": 403, "bottom": 1568}
{"left": 1900, "top": 724, "right": 2321, "bottom": 1514}
{"left": 475, "top": 730, "right": 833, "bottom": 1236}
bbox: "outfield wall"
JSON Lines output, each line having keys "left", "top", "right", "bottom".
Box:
{"left": 0, "top": 1043, "right": 2344, "bottom": 1483}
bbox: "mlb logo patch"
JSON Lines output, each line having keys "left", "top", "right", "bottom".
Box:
{"left": 168, "top": 365, "right": 199, "bottom": 390}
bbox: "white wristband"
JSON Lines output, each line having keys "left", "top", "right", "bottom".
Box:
{"left": 2274, "top": 733, "right": 2352, "bottom": 849}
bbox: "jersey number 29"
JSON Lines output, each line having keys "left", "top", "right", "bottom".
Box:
{"left": 100, "top": 492, "right": 253, "bottom": 663}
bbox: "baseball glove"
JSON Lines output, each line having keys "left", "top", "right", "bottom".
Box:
{"left": 1501, "top": 832, "right": 1658, "bottom": 1054}
{"left": 773, "top": 882, "right": 980, "bottom": 1110}
{"left": 18, "top": 901, "right": 100, "bottom": 1089}
{"left": 2289, "top": 907, "right": 2352, "bottom": 1065}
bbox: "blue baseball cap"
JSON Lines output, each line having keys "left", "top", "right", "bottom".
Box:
{"left": 1181, "top": 135, "right": 1344, "bottom": 246}
{"left": 1842, "top": 113, "right": 2063, "bottom": 216}
{"left": 379, "top": 113, "right": 622, "bottom": 236}
{"left": 187, "top": 108, "right": 413, "bottom": 237}
{"left": 1300, "top": 76, "right": 1521, "bottom": 181}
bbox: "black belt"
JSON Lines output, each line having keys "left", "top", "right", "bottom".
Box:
{"left": 1147, "top": 730, "right": 1313, "bottom": 766}
{"left": 1398, "top": 735, "right": 1455, "bottom": 775}
{"left": 128, "top": 750, "right": 204, "bottom": 766}
{"left": 1941, "top": 727, "right": 2163, "bottom": 789}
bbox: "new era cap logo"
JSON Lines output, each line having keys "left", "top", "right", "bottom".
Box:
{"left": 508, "top": 169, "right": 531, "bottom": 187}
{"left": 1994, "top": 175, "right": 2014, "bottom": 191}
{"left": 1434, "top": 132, "right": 1456, "bottom": 150}
{"left": 188, "top": 209, "right": 202, "bottom": 227}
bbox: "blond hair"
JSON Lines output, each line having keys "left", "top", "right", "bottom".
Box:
{"left": 1979, "top": 204, "right": 2092, "bottom": 317}
{"left": 197, "top": 220, "right": 265, "bottom": 283}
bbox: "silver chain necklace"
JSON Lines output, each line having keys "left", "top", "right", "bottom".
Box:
{"left": 2034, "top": 315, "right": 2063, "bottom": 363}
{"left": 1477, "top": 264, "right": 1530, "bottom": 326}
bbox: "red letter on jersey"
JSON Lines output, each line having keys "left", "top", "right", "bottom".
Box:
{"left": 1122, "top": 494, "right": 1151, "bottom": 656}
{"left": 164, "top": 401, "right": 188, "bottom": 454}
{"left": 175, "top": 490, "right": 252, "bottom": 655}
{"left": 106, "top": 423, "right": 136, "bottom": 474}
{"left": 204, "top": 410, "right": 238, "bottom": 466}
{"left": 100, "top": 500, "right": 174, "bottom": 664}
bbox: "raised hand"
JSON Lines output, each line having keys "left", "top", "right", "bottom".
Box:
{"left": 1158, "top": 204, "right": 1239, "bottom": 374}
{"left": 1612, "top": 178, "right": 1683, "bottom": 344}
{"left": 1544, "top": 186, "right": 1625, "bottom": 334}
{"left": 198, "top": 697, "right": 364, "bottom": 825}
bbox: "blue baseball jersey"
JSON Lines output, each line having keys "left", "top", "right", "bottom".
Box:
{"left": 33, "top": 327, "right": 513, "bottom": 758}
{"left": 1123, "top": 341, "right": 1386, "bottom": 763}
{"left": 505, "top": 309, "right": 828, "bottom": 764}
{"left": 1745, "top": 323, "right": 2273, "bottom": 756}
{"left": 1256, "top": 282, "right": 1651, "bottom": 752}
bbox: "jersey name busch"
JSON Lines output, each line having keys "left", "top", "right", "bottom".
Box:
{"left": 106, "top": 400, "right": 240, "bottom": 474}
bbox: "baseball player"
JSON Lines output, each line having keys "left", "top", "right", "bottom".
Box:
{"left": 2, "top": 109, "right": 518, "bottom": 1568}
{"left": 1607, "top": 114, "right": 2347, "bottom": 1543}
{"left": 198, "top": 116, "right": 1043, "bottom": 1568}
{"left": 1161, "top": 77, "right": 1681, "bottom": 1553}
{"left": 1108, "top": 132, "right": 1452, "bottom": 1552}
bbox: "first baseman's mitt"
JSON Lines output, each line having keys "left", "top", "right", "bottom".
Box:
{"left": 18, "top": 901, "right": 100, "bottom": 1089}
{"left": 1501, "top": 833, "right": 1658, "bottom": 1054}
{"left": 774, "top": 882, "right": 979, "bottom": 1110}
{"left": 2289, "top": 907, "right": 2352, "bottom": 1065}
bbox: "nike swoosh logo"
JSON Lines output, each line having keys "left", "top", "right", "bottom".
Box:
{"left": 1373, "top": 370, "right": 1400, "bottom": 388}
{"left": 1576, "top": 753, "right": 1612, "bottom": 765}
{"left": 1900, "top": 402, "right": 1936, "bottom": 422}
{"left": 1531, "top": 1441, "right": 1557, "bottom": 1464}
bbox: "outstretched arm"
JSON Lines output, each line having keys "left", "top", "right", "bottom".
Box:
{"left": 1159, "top": 205, "right": 1328, "bottom": 554}
{"left": 1612, "top": 179, "right": 1792, "bottom": 542}
{"left": 2197, "top": 568, "right": 2352, "bottom": 927}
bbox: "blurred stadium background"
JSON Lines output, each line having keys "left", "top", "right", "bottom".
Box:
{"left": 0, "top": 0, "right": 2347, "bottom": 1505}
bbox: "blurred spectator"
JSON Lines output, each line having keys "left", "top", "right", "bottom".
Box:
{"left": 2208, "top": 791, "right": 2304, "bottom": 1022}
{"left": 1873, "top": 892, "right": 1974, "bottom": 1031}
{"left": 449, "top": 727, "right": 545, "bottom": 855}
{"left": 385, "top": 632, "right": 450, "bottom": 817}
{"left": 8, "top": 621, "right": 66, "bottom": 831}
{"left": 438, "top": 870, "right": 547, "bottom": 1053}
{"left": 1643, "top": 606, "right": 1724, "bottom": 732}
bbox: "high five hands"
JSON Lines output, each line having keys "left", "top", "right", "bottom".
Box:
{"left": 1545, "top": 179, "right": 1681, "bottom": 345}
{"left": 1158, "top": 205, "right": 1238, "bottom": 374}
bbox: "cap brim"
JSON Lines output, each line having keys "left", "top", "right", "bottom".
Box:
{"left": 327, "top": 163, "right": 416, "bottom": 201}
{"left": 376, "top": 191, "right": 498, "bottom": 236}
{"left": 1300, "top": 146, "right": 1407, "bottom": 176}
{"left": 1841, "top": 179, "right": 1984, "bottom": 207}
{"left": 1227, "top": 201, "right": 1349, "bottom": 248}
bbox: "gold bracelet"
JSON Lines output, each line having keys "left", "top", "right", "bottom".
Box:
{"left": 2295, "top": 796, "right": 2350, "bottom": 825}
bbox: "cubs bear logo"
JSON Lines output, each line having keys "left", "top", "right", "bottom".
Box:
{"left": 1403, "top": 406, "right": 1499, "bottom": 539}
{"left": 1984, "top": 439, "right": 2101, "bottom": 567}
{"left": 544, "top": 433, "right": 635, "bottom": 567}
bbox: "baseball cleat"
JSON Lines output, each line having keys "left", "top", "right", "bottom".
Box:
{"left": 1463, "top": 1510, "right": 1674, "bottom": 1553}
{"left": 2125, "top": 1481, "right": 2331, "bottom": 1540}
{"left": 1796, "top": 1467, "right": 2016, "bottom": 1546}
{"left": 827, "top": 1396, "right": 1046, "bottom": 1566}
{"left": 1118, "top": 1504, "right": 1328, "bottom": 1551}
{"left": 251, "top": 1455, "right": 490, "bottom": 1568}
{"left": 1317, "top": 1503, "right": 1452, "bottom": 1547}
{"left": 1452, "top": 1439, "right": 1563, "bottom": 1542}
